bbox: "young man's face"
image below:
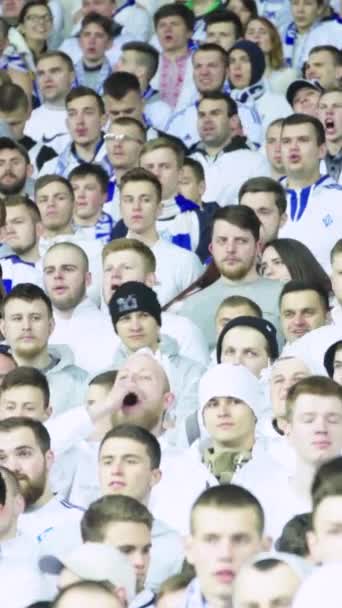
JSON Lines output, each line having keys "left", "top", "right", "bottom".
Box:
{"left": 99, "top": 436, "right": 161, "bottom": 502}
{"left": 280, "top": 289, "right": 327, "bottom": 343}
{"left": 102, "top": 250, "right": 152, "bottom": 304}
{"left": 104, "top": 91, "right": 143, "bottom": 123}
{"left": 120, "top": 180, "right": 160, "bottom": 235}
{"left": 66, "top": 95, "right": 104, "bottom": 147}
{"left": 309, "top": 495, "right": 342, "bottom": 563}
{"left": 0, "top": 149, "right": 30, "bottom": 196}
{"left": 203, "top": 397, "right": 256, "bottom": 447}
{"left": 281, "top": 123, "right": 325, "bottom": 179}
{"left": 265, "top": 123, "right": 285, "bottom": 175}
{"left": 318, "top": 91, "right": 342, "bottom": 144}
{"left": 240, "top": 191, "right": 286, "bottom": 244}
{"left": 0, "top": 299, "right": 54, "bottom": 361}
{"left": 228, "top": 49, "right": 252, "bottom": 90}
{"left": 71, "top": 174, "right": 106, "bottom": 222}
{"left": 220, "top": 327, "right": 269, "bottom": 377}
{"left": 287, "top": 393, "right": 342, "bottom": 465}
{"left": 187, "top": 506, "right": 265, "bottom": 602}
{"left": 193, "top": 50, "right": 226, "bottom": 93}
{"left": 233, "top": 562, "right": 300, "bottom": 608}
{"left": 178, "top": 165, "right": 205, "bottom": 204}
{"left": 4, "top": 204, "right": 39, "bottom": 256}
{"left": 331, "top": 252, "right": 342, "bottom": 306}
{"left": 36, "top": 56, "right": 74, "bottom": 103}
{"left": 0, "top": 386, "right": 50, "bottom": 422}
{"left": 2, "top": 0, "right": 25, "bottom": 19}
{"left": 291, "top": 0, "right": 323, "bottom": 32}
{"left": 292, "top": 87, "right": 321, "bottom": 117}
{"left": 103, "top": 521, "right": 151, "bottom": 592}
{"left": 197, "top": 99, "right": 231, "bottom": 148}
{"left": 36, "top": 181, "right": 74, "bottom": 233}
{"left": 206, "top": 22, "right": 237, "bottom": 52}
{"left": 306, "top": 50, "right": 341, "bottom": 89}
{"left": 140, "top": 148, "right": 179, "bottom": 200}
{"left": 116, "top": 50, "right": 147, "bottom": 90}
{"left": 79, "top": 22, "right": 111, "bottom": 63}
{"left": 43, "top": 246, "right": 90, "bottom": 311}
{"left": 156, "top": 15, "right": 190, "bottom": 53}
{"left": 0, "top": 106, "right": 29, "bottom": 140}
{"left": 105, "top": 123, "right": 144, "bottom": 170}
{"left": 0, "top": 427, "right": 53, "bottom": 507}
{"left": 270, "top": 357, "right": 310, "bottom": 420}
{"left": 116, "top": 311, "right": 160, "bottom": 353}
{"left": 210, "top": 220, "right": 258, "bottom": 281}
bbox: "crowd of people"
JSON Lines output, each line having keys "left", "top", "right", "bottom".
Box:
{"left": 0, "top": 0, "right": 341, "bottom": 606}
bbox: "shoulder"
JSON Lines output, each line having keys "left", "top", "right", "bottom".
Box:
{"left": 59, "top": 498, "right": 85, "bottom": 513}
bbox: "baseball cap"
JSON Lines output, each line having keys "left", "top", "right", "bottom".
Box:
{"left": 39, "top": 542, "right": 136, "bottom": 602}
{"left": 286, "top": 79, "right": 324, "bottom": 107}
{"left": 199, "top": 363, "right": 263, "bottom": 419}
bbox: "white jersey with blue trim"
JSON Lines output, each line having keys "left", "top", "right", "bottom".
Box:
{"left": 39, "top": 138, "right": 107, "bottom": 178}
{"left": 1, "top": 256, "right": 42, "bottom": 295}
{"left": 256, "top": 0, "right": 292, "bottom": 30}
{"left": 166, "top": 100, "right": 263, "bottom": 148}
{"left": 302, "top": 15, "right": 342, "bottom": 60}
{"left": 18, "top": 496, "right": 83, "bottom": 550}
{"left": 279, "top": 174, "right": 342, "bottom": 271}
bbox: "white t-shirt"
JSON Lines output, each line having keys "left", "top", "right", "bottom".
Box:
{"left": 24, "top": 105, "right": 69, "bottom": 151}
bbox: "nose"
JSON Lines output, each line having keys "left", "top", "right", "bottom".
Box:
{"left": 130, "top": 317, "right": 142, "bottom": 331}
{"left": 292, "top": 312, "right": 306, "bottom": 327}
{"left": 133, "top": 553, "right": 146, "bottom": 570}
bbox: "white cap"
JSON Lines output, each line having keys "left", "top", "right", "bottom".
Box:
{"left": 292, "top": 563, "right": 342, "bottom": 608}
{"left": 40, "top": 542, "right": 136, "bottom": 602}
{"left": 199, "top": 363, "right": 263, "bottom": 419}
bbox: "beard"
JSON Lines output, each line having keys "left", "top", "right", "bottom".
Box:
{"left": 15, "top": 341, "right": 44, "bottom": 360}
{"left": 0, "top": 173, "right": 27, "bottom": 196}
{"left": 16, "top": 470, "right": 47, "bottom": 507}
{"left": 218, "top": 258, "right": 255, "bottom": 281}
{"left": 112, "top": 405, "right": 162, "bottom": 433}
{"left": 51, "top": 284, "right": 87, "bottom": 311}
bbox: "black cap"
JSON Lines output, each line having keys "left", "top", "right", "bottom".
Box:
{"left": 109, "top": 281, "right": 162, "bottom": 331}
{"left": 324, "top": 340, "right": 342, "bottom": 378}
{"left": 217, "top": 315, "right": 279, "bottom": 363}
{"left": 286, "top": 79, "right": 324, "bottom": 107}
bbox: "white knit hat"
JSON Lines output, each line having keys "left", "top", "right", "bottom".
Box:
{"left": 199, "top": 363, "right": 263, "bottom": 419}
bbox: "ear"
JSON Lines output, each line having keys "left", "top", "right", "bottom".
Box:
{"left": 184, "top": 535, "right": 195, "bottom": 565}
{"left": 318, "top": 142, "right": 327, "bottom": 160}
{"left": 262, "top": 535, "right": 272, "bottom": 551}
{"left": 208, "top": 242, "right": 213, "bottom": 255}
{"left": 85, "top": 271, "right": 92, "bottom": 287}
{"left": 45, "top": 449, "right": 55, "bottom": 472}
{"left": 306, "top": 529, "right": 320, "bottom": 563}
{"left": 163, "top": 391, "right": 175, "bottom": 413}
{"left": 42, "top": 404, "right": 53, "bottom": 421}
{"left": 145, "top": 272, "right": 157, "bottom": 288}
{"left": 255, "top": 239, "right": 262, "bottom": 257}
{"left": 48, "top": 316, "right": 55, "bottom": 337}
{"left": 279, "top": 212, "right": 288, "bottom": 228}
{"left": 26, "top": 163, "right": 34, "bottom": 178}
{"left": 35, "top": 221, "right": 44, "bottom": 239}
{"left": 0, "top": 318, "right": 6, "bottom": 338}
{"left": 150, "top": 467, "right": 162, "bottom": 489}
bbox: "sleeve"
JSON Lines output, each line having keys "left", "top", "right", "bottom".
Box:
{"left": 45, "top": 406, "right": 94, "bottom": 457}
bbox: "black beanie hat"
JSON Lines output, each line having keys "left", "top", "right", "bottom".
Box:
{"left": 324, "top": 340, "right": 342, "bottom": 378}
{"left": 217, "top": 315, "right": 279, "bottom": 363}
{"left": 109, "top": 281, "right": 162, "bottom": 331}
{"left": 228, "top": 40, "right": 266, "bottom": 86}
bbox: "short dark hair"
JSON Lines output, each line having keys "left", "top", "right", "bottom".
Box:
{"left": 0, "top": 138, "right": 30, "bottom": 165}
{"left": 309, "top": 45, "right": 342, "bottom": 67}
{"left": 281, "top": 113, "right": 325, "bottom": 146}
{"left": 99, "top": 424, "right": 161, "bottom": 469}
{"left": 89, "top": 370, "right": 117, "bottom": 388}
{"left": 68, "top": 163, "right": 109, "bottom": 193}
{"left": 35, "top": 174, "right": 74, "bottom": 199}
{"left": 216, "top": 295, "right": 262, "bottom": 318}
{"left": 3, "top": 195, "right": 41, "bottom": 224}
{"left": 0, "top": 83, "right": 29, "bottom": 113}
{"left": 1, "top": 366, "right": 50, "bottom": 408}
{"left": 275, "top": 513, "right": 311, "bottom": 556}
{"left": 311, "top": 455, "right": 342, "bottom": 498}
{"left": 2, "top": 283, "right": 53, "bottom": 318}
{"left": 66, "top": 86, "right": 105, "bottom": 114}
{"left": 212, "top": 205, "right": 261, "bottom": 242}
{"left": 182, "top": 158, "right": 205, "bottom": 183}
{"left": 108, "top": 116, "right": 146, "bottom": 141}
{"left": 18, "top": 0, "right": 52, "bottom": 24}
{"left": 286, "top": 376, "right": 342, "bottom": 421}
{"left": 37, "top": 50, "right": 74, "bottom": 72}
{"left": 103, "top": 72, "right": 141, "bottom": 99}
{"left": 120, "top": 167, "right": 162, "bottom": 202}
{"left": 154, "top": 3, "right": 195, "bottom": 32}
{"left": 193, "top": 42, "right": 228, "bottom": 67}
{"left": 239, "top": 177, "right": 287, "bottom": 215}
{"left": 81, "top": 495, "right": 153, "bottom": 542}
{"left": 198, "top": 91, "right": 238, "bottom": 117}
{"left": 279, "top": 279, "right": 330, "bottom": 313}
{"left": 190, "top": 484, "right": 264, "bottom": 535}
{"left": 0, "top": 417, "right": 51, "bottom": 453}
{"left": 205, "top": 9, "right": 243, "bottom": 39}
{"left": 80, "top": 12, "right": 113, "bottom": 37}
{"left": 122, "top": 42, "right": 159, "bottom": 81}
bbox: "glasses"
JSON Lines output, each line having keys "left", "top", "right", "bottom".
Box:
{"left": 25, "top": 14, "right": 52, "bottom": 23}
{"left": 104, "top": 133, "right": 144, "bottom": 145}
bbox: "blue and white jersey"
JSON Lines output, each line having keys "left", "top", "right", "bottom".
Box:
{"left": 74, "top": 211, "right": 115, "bottom": 244}
{"left": 302, "top": 14, "right": 342, "bottom": 60}
{"left": 256, "top": 0, "right": 292, "bottom": 30}
{"left": 0, "top": 49, "right": 28, "bottom": 73}
{"left": 282, "top": 20, "right": 322, "bottom": 70}
{"left": 279, "top": 174, "right": 342, "bottom": 271}
{"left": 1, "top": 255, "right": 42, "bottom": 294}
{"left": 39, "top": 137, "right": 107, "bottom": 178}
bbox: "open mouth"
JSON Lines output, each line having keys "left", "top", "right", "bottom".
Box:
{"left": 325, "top": 118, "right": 335, "bottom": 133}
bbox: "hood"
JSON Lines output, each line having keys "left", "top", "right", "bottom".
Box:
{"left": 228, "top": 40, "right": 266, "bottom": 87}
{"left": 47, "top": 344, "right": 77, "bottom": 373}
{"left": 7, "top": 27, "right": 34, "bottom": 68}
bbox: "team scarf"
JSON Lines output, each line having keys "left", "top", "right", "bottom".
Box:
{"left": 230, "top": 78, "right": 266, "bottom": 106}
